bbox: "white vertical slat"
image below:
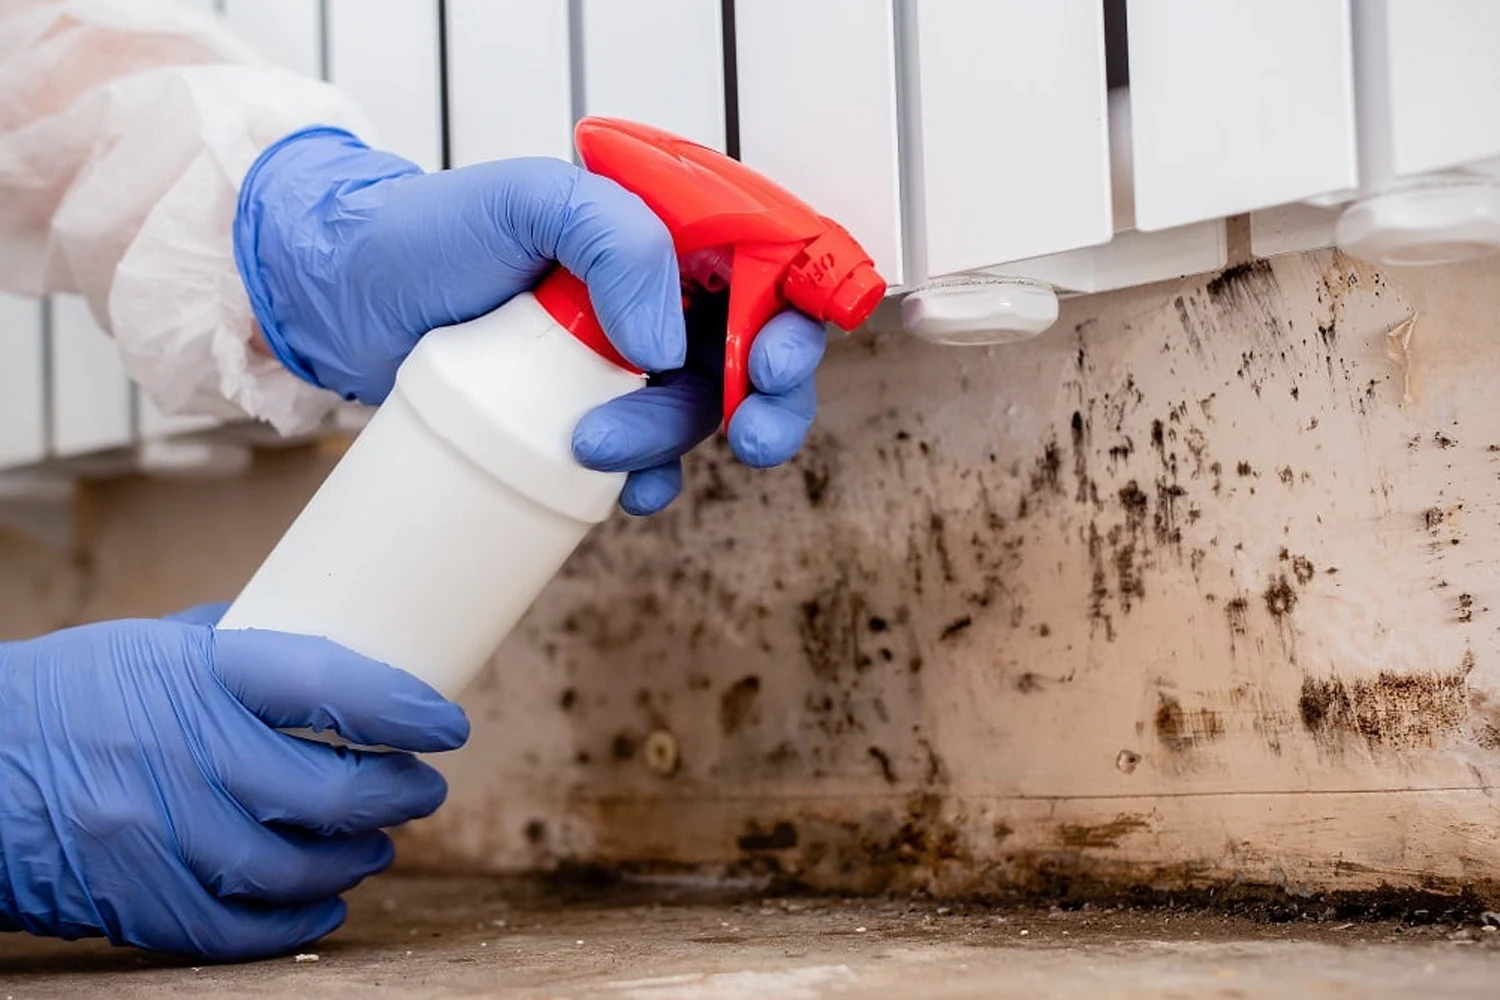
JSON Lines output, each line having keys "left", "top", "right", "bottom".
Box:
{"left": 0, "top": 295, "right": 46, "bottom": 470}
{"left": 222, "top": 0, "right": 322, "bottom": 78}
{"left": 579, "top": 0, "right": 725, "bottom": 151}
{"left": 995, "top": 84, "right": 1228, "bottom": 296}
{"left": 1382, "top": 1, "right": 1500, "bottom": 178}
{"left": 446, "top": 0, "right": 572, "bottom": 166}
{"left": 735, "top": 0, "right": 904, "bottom": 286}
{"left": 1250, "top": 204, "right": 1341, "bottom": 259}
{"left": 993, "top": 222, "right": 1226, "bottom": 296}
{"left": 50, "top": 296, "right": 133, "bottom": 458}
{"left": 325, "top": 0, "right": 443, "bottom": 171}
{"left": 1127, "top": 0, "right": 1358, "bottom": 232}
{"left": 910, "top": 0, "right": 1112, "bottom": 278}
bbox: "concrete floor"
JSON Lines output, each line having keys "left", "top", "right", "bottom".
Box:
{"left": 3, "top": 876, "right": 1499, "bottom": 999}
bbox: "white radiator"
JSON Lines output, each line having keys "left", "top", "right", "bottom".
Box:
{"left": 5, "top": 0, "right": 1499, "bottom": 475}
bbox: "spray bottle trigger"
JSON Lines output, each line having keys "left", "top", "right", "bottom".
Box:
{"left": 721, "top": 242, "right": 805, "bottom": 425}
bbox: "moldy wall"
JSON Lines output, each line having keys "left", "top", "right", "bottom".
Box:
{"left": 3, "top": 249, "right": 1499, "bottom": 900}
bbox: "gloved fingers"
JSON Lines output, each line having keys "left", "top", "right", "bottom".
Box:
{"left": 182, "top": 895, "right": 348, "bottom": 963}
{"left": 186, "top": 817, "right": 393, "bottom": 905}
{"left": 218, "top": 739, "right": 449, "bottom": 835}
{"left": 620, "top": 463, "right": 684, "bottom": 516}
{"left": 572, "top": 370, "right": 720, "bottom": 473}
{"left": 727, "top": 377, "right": 818, "bottom": 469}
{"left": 432, "top": 157, "right": 686, "bottom": 369}
{"left": 748, "top": 311, "right": 828, "bottom": 397}
{"left": 551, "top": 170, "right": 686, "bottom": 372}
{"left": 163, "top": 602, "right": 231, "bottom": 626}
{"left": 347, "top": 158, "right": 683, "bottom": 371}
{"left": 211, "top": 629, "right": 470, "bottom": 753}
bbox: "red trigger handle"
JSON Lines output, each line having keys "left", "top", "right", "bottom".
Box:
{"left": 538, "top": 117, "right": 887, "bottom": 427}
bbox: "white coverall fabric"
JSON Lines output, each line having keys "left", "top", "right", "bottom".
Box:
{"left": 0, "top": 0, "right": 373, "bottom": 434}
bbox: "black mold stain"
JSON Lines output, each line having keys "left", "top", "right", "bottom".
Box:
{"left": 798, "top": 577, "right": 862, "bottom": 681}
{"left": 868, "top": 746, "right": 898, "bottom": 784}
{"left": 802, "top": 465, "right": 831, "bottom": 506}
{"left": 1154, "top": 482, "right": 1187, "bottom": 547}
{"left": 737, "top": 820, "right": 799, "bottom": 852}
{"left": 1299, "top": 668, "right": 1470, "bottom": 751}
{"left": 695, "top": 460, "right": 739, "bottom": 505}
{"left": 939, "top": 616, "right": 973, "bottom": 641}
{"left": 720, "top": 675, "right": 763, "bottom": 736}
{"left": 1057, "top": 814, "right": 1150, "bottom": 849}
{"left": 795, "top": 793, "right": 964, "bottom": 895}
{"left": 1117, "top": 481, "right": 1149, "bottom": 519}
{"left": 1290, "top": 555, "right": 1315, "bottom": 586}
{"left": 1205, "top": 260, "right": 1274, "bottom": 300}
{"left": 1155, "top": 695, "right": 1226, "bottom": 752}
{"left": 1264, "top": 576, "right": 1297, "bottom": 618}
{"left": 929, "top": 512, "right": 956, "bottom": 584}
{"left": 611, "top": 732, "right": 638, "bottom": 761}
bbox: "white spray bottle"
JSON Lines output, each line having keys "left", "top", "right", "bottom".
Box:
{"left": 217, "top": 117, "right": 886, "bottom": 720}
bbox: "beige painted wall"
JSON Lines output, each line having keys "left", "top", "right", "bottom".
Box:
{"left": 4, "top": 250, "right": 1499, "bottom": 898}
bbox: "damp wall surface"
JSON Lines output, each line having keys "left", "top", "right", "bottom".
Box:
{"left": 4, "top": 250, "right": 1499, "bottom": 898}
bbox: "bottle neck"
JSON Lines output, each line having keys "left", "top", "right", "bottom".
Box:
{"left": 533, "top": 269, "right": 641, "bottom": 374}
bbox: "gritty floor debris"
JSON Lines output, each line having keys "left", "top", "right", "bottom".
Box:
{"left": 3, "top": 875, "right": 1500, "bottom": 999}
{"left": 293, "top": 953, "right": 320, "bottom": 963}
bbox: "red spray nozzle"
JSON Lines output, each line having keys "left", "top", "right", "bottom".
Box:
{"left": 533, "top": 117, "right": 887, "bottom": 424}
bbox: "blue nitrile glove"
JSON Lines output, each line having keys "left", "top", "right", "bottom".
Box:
{"left": 234, "top": 127, "right": 826, "bottom": 516}
{"left": 0, "top": 604, "right": 469, "bottom": 961}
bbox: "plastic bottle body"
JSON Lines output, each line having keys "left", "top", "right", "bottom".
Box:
{"left": 218, "top": 292, "right": 643, "bottom": 698}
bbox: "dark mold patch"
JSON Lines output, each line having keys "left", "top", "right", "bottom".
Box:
{"left": 797, "top": 793, "right": 965, "bottom": 895}
{"left": 801, "top": 465, "right": 831, "bottom": 507}
{"left": 1117, "top": 480, "right": 1149, "bottom": 518}
{"left": 1205, "top": 260, "right": 1275, "bottom": 301}
{"left": 611, "top": 732, "right": 638, "bottom": 761}
{"left": 1056, "top": 814, "right": 1150, "bottom": 849}
{"left": 939, "top": 615, "right": 973, "bottom": 641}
{"left": 1155, "top": 695, "right": 1226, "bottom": 752}
{"left": 1290, "top": 555, "right": 1315, "bottom": 586}
{"left": 720, "top": 675, "right": 763, "bottom": 736}
{"left": 868, "top": 746, "right": 898, "bottom": 784}
{"left": 1264, "top": 576, "right": 1298, "bottom": 618}
{"left": 1299, "top": 669, "right": 1470, "bottom": 751}
{"left": 736, "top": 820, "right": 799, "bottom": 852}
{"left": 798, "top": 577, "right": 862, "bottom": 681}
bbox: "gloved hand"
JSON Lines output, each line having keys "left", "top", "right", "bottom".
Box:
{"left": 234, "top": 127, "right": 826, "bottom": 516}
{"left": 0, "top": 605, "right": 469, "bottom": 961}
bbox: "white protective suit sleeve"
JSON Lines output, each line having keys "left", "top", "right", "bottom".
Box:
{"left": 0, "top": 0, "right": 376, "bottom": 435}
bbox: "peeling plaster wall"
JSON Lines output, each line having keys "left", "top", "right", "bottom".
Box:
{"left": 4, "top": 251, "right": 1500, "bottom": 897}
